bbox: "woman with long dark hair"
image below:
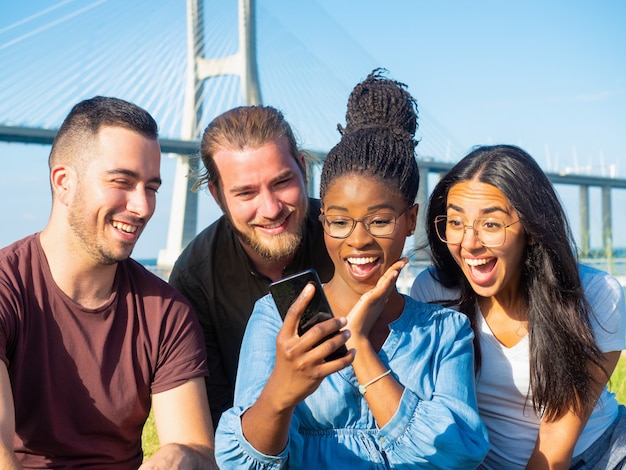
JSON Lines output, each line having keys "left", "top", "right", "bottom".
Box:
{"left": 411, "top": 144, "right": 626, "bottom": 469}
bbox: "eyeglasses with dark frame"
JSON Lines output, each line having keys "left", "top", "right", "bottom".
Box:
{"left": 319, "top": 206, "right": 414, "bottom": 239}
{"left": 434, "top": 215, "right": 521, "bottom": 247}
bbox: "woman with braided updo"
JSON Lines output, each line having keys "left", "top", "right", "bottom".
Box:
{"left": 216, "top": 69, "right": 489, "bottom": 469}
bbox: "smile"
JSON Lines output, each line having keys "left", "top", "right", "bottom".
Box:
{"left": 112, "top": 221, "right": 138, "bottom": 234}
{"left": 347, "top": 256, "right": 378, "bottom": 265}
{"left": 257, "top": 219, "right": 287, "bottom": 229}
{"left": 251, "top": 211, "right": 292, "bottom": 231}
{"left": 344, "top": 255, "right": 381, "bottom": 282}
{"left": 464, "top": 257, "right": 492, "bottom": 266}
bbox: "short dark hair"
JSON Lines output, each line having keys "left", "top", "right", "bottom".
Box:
{"left": 49, "top": 96, "right": 158, "bottom": 168}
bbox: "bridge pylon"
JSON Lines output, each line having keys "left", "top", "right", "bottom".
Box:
{"left": 157, "top": 0, "right": 262, "bottom": 270}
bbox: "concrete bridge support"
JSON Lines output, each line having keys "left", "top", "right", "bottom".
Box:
{"left": 158, "top": 0, "right": 261, "bottom": 269}
{"left": 578, "top": 183, "right": 614, "bottom": 258}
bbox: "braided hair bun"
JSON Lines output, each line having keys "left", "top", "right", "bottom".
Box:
{"left": 342, "top": 68, "right": 418, "bottom": 140}
{"left": 320, "top": 68, "right": 420, "bottom": 207}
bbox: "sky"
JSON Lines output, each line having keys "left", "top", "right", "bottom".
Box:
{"left": 1, "top": 0, "right": 625, "bottom": 260}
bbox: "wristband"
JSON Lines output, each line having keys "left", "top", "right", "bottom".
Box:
{"left": 358, "top": 370, "right": 391, "bottom": 395}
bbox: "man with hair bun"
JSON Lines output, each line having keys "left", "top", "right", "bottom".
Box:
{"left": 169, "top": 105, "right": 333, "bottom": 430}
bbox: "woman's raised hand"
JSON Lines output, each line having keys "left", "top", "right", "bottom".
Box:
{"left": 346, "top": 258, "right": 409, "bottom": 339}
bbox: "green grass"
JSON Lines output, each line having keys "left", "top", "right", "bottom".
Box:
{"left": 141, "top": 410, "right": 159, "bottom": 459}
{"left": 140, "top": 355, "right": 626, "bottom": 458}
{"left": 610, "top": 353, "right": 626, "bottom": 404}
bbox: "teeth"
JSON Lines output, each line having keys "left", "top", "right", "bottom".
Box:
{"left": 262, "top": 221, "right": 284, "bottom": 229}
{"left": 347, "top": 257, "right": 377, "bottom": 265}
{"left": 112, "top": 221, "right": 138, "bottom": 233}
{"left": 465, "top": 258, "right": 491, "bottom": 266}
{"left": 253, "top": 217, "right": 288, "bottom": 230}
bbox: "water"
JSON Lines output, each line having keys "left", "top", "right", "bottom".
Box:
{"left": 138, "top": 253, "right": 626, "bottom": 295}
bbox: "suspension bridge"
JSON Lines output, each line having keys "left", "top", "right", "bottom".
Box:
{"left": 1, "top": 0, "right": 625, "bottom": 274}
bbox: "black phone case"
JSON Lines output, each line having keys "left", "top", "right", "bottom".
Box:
{"left": 269, "top": 269, "right": 348, "bottom": 361}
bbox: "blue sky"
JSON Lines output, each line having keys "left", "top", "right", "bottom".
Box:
{"left": 316, "top": 1, "right": 626, "bottom": 166}
{"left": 1, "top": 0, "right": 625, "bottom": 259}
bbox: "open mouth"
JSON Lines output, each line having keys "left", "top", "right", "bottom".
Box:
{"left": 346, "top": 256, "right": 380, "bottom": 277}
{"left": 464, "top": 257, "right": 497, "bottom": 284}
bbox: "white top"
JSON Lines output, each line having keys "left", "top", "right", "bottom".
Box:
{"left": 411, "top": 264, "right": 626, "bottom": 469}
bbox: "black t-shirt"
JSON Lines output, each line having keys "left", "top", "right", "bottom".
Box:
{"left": 169, "top": 198, "right": 333, "bottom": 429}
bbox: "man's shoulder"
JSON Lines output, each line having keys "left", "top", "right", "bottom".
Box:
{"left": 305, "top": 198, "right": 323, "bottom": 223}
{"left": 180, "top": 217, "right": 231, "bottom": 258}
{"left": 307, "top": 197, "right": 322, "bottom": 212}
{"left": 168, "top": 215, "right": 245, "bottom": 291}
{"left": 0, "top": 233, "right": 37, "bottom": 262}
{"left": 293, "top": 198, "right": 333, "bottom": 281}
{"left": 0, "top": 234, "right": 39, "bottom": 284}
{"left": 171, "top": 217, "right": 228, "bottom": 271}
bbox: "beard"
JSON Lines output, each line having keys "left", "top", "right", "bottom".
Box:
{"left": 235, "top": 223, "right": 304, "bottom": 262}
{"left": 67, "top": 183, "right": 134, "bottom": 265}
{"left": 224, "top": 200, "right": 307, "bottom": 262}
{"left": 68, "top": 210, "right": 120, "bottom": 266}
{"left": 217, "top": 185, "right": 309, "bottom": 262}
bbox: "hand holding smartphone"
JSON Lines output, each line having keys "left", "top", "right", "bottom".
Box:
{"left": 269, "top": 269, "right": 348, "bottom": 362}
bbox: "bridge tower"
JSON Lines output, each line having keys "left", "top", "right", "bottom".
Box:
{"left": 157, "top": 0, "right": 262, "bottom": 269}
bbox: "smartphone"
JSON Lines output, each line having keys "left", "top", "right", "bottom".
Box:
{"left": 269, "top": 269, "right": 348, "bottom": 361}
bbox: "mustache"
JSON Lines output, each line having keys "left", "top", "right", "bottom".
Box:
{"left": 247, "top": 206, "right": 295, "bottom": 227}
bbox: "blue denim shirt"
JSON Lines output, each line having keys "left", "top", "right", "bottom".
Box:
{"left": 216, "top": 294, "right": 488, "bottom": 469}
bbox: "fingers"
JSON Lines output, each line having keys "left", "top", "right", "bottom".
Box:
{"left": 272, "top": 290, "right": 354, "bottom": 407}
{"left": 303, "top": 321, "right": 351, "bottom": 362}
{"left": 368, "top": 258, "right": 408, "bottom": 297}
{"left": 360, "top": 258, "right": 409, "bottom": 303}
{"left": 345, "top": 258, "right": 410, "bottom": 338}
{"left": 378, "top": 257, "right": 408, "bottom": 286}
{"left": 281, "top": 282, "right": 315, "bottom": 335}
{"left": 278, "top": 282, "right": 350, "bottom": 364}
{"left": 281, "top": 315, "right": 349, "bottom": 362}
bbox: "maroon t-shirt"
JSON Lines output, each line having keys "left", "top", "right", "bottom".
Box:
{"left": 0, "top": 234, "right": 208, "bottom": 469}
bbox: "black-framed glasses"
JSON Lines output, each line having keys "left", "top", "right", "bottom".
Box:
{"left": 319, "top": 206, "right": 413, "bottom": 239}
{"left": 434, "top": 215, "right": 520, "bottom": 247}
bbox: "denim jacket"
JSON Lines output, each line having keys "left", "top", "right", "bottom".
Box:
{"left": 216, "top": 294, "right": 489, "bottom": 469}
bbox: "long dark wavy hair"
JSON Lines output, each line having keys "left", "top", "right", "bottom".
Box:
{"left": 426, "top": 144, "right": 605, "bottom": 420}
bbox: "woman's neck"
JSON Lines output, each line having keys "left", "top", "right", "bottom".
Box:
{"left": 478, "top": 292, "right": 528, "bottom": 321}
{"left": 478, "top": 295, "right": 529, "bottom": 348}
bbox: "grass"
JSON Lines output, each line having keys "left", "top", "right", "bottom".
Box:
{"left": 140, "top": 355, "right": 626, "bottom": 458}
{"left": 610, "top": 353, "right": 626, "bottom": 404}
{"left": 141, "top": 410, "right": 159, "bottom": 459}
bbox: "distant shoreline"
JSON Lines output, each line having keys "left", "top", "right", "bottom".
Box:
{"left": 139, "top": 255, "right": 626, "bottom": 290}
